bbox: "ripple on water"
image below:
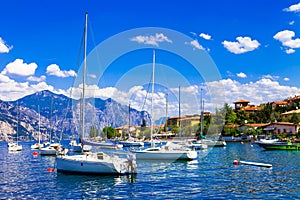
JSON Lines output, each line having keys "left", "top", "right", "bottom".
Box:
{"left": 0, "top": 142, "right": 299, "bottom": 199}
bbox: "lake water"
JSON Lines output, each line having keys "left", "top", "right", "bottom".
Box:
{"left": 0, "top": 141, "right": 299, "bottom": 199}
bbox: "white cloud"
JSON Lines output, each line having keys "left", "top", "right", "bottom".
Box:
{"left": 289, "top": 21, "right": 295, "bottom": 25}
{"left": 1, "top": 75, "right": 300, "bottom": 121}
{"left": 0, "top": 74, "right": 12, "bottom": 83}
{"left": 199, "top": 33, "right": 212, "bottom": 40}
{"left": 284, "top": 3, "right": 300, "bottom": 12}
{"left": 188, "top": 39, "right": 205, "bottom": 50}
{"left": 274, "top": 30, "right": 300, "bottom": 54}
{"left": 27, "top": 75, "right": 46, "bottom": 82}
{"left": 30, "top": 82, "right": 55, "bottom": 92}
{"left": 207, "top": 78, "right": 300, "bottom": 107}
{"left": 237, "top": 72, "right": 247, "bottom": 78}
{"left": 262, "top": 74, "right": 279, "bottom": 80}
{"left": 284, "top": 77, "right": 290, "bottom": 81}
{"left": 63, "top": 83, "right": 200, "bottom": 120}
{"left": 222, "top": 36, "right": 260, "bottom": 54}
{"left": 0, "top": 78, "right": 55, "bottom": 101}
{"left": 47, "top": 79, "right": 300, "bottom": 119}
{"left": 130, "top": 33, "right": 172, "bottom": 47}
{"left": 1, "top": 59, "right": 37, "bottom": 76}
{"left": 46, "top": 64, "right": 77, "bottom": 78}
{"left": 286, "top": 48, "right": 295, "bottom": 54}
{"left": 0, "top": 37, "right": 12, "bottom": 53}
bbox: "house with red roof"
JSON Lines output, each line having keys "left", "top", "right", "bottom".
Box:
{"left": 233, "top": 99, "right": 262, "bottom": 113}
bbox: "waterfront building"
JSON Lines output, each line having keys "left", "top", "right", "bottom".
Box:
{"left": 262, "top": 122, "right": 300, "bottom": 135}
{"left": 233, "top": 99, "right": 262, "bottom": 113}
{"left": 167, "top": 113, "right": 210, "bottom": 129}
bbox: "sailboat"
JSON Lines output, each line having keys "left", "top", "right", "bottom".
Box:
{"left": 8, "top": 101, "right": 22, "bottom": 151}
{"left": 31, "top": 105, "right": 44, "bottom": 149}
{"left": 40, "top": 98, "right": 61, "bottom": 155}
{"left": 56, "top": 12, "right": 137, "bottom": 175}
{"left": 131, "top": 50, "right": 197, "bottom": 161}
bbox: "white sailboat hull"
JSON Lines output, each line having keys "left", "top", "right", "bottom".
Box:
{"left": 40, "top": 146, "right": 57, "bottom": 155}
{"left": 132, "top": 147, "right": 198, "bottom": 161}
{"left": 31, "top": 143, "right": 43, "bottom": 149}
{"left": 56, "top": 153, "right": 136, "bottom": 175}
{"left": 82, "top": 139, "right": 122, "bottom": 149}
{"left": 8, "top": 143, "right": 22, "bottom": 151}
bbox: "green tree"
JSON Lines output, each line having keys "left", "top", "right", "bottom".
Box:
{"left": 290, "top": 113, "right": 300, "bottom": 124}
{"left": 236, "top": 110, "right": 248, "bottom": 125}
{"left": 102, "top": 126, "right": 116, "bottom": 139}
{"left": 224, "top": 103, "right": 237, "bottom": 124}
{"left": 170, "top": 125, "right": 179, "bottom": 134}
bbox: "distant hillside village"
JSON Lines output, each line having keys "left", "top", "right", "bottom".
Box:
{"left": 119, "top": 95, "right": 300, "bottom": 141}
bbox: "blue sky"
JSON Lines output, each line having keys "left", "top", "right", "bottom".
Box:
{"left": 1, "top": 0, "right": 300, "bottom": 118}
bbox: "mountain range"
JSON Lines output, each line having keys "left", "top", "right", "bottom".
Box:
{"left": 0, "top": 90, "right": 150, "bottom": 142}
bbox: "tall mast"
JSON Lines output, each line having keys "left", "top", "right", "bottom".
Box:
{"left": 200, "top": 88, "right": 204, "bottom": 137}
{"left": 17, "top": 101, "right": 19, "bottom": 145}
{"left": 179, "top": 86, "right": 181, "bottom": 138}
{"left": 150, "top": 49, "right": 155, "bottom": 147}
{"left": 128, "top": 103, "right": 131, "bottom": 137}
{"left": 165, "top": 93, "right": 168, "bottom": 132}
{"left": 82, "top": 12, "right": 88, "bottom": 139}
{"left": 38, "top": 104, "right": 41, "bottom": 145}
{"left": 49, "top": 97, "right": 53, "bottom": 143}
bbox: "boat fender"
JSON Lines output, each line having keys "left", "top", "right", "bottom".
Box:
{"left": 233, "top": 159, "right": 239, "bottom": 165}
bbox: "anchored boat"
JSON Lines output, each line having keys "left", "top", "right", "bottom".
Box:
{"left": 56, "top": 12, "right": 137, "bottom": 175}
{"left": 258, "top": 141, "right": 300, "bottom": 150}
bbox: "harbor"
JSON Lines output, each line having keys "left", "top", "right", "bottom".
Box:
{"left": 1, "top": 141, "right": 299, "bottom": 199}
{"left": 1, "top": 1, "right": 300, "bottom": 199}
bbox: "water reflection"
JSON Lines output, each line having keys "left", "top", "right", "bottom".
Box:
{"left": 0, "top": 141, "right": 299, "bottom": 199}
{"left": 186, "top": 160, "right": 199, "bottom": 170}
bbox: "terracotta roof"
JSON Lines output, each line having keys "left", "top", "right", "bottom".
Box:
{"left": 240, "top": 105, "right": 262, "bottom": 111}
{"left": 233, "top": 99, "right": 250, "bottom": 104}
{"left": 244, "top": 123, "right": 268, "bottom": 127}
{"left": 272, "top": 100, "right": 288, "bottom": 105}
{"left": 272, "top": 122, "right": 296, "bottom": 126}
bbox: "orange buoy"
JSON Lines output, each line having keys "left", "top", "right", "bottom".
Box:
{"left": 233, "top": 159, "right": 239, "bottom": 165}
{"left": 46, "top": 168, "right": 55, "bottom": 172}
{"left": 32, "top": 151, "right": 38, "bottom": 157}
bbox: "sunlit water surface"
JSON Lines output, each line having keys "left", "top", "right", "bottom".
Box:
{"left": 0, "top": 141, "right": 299, "bottom": 199}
